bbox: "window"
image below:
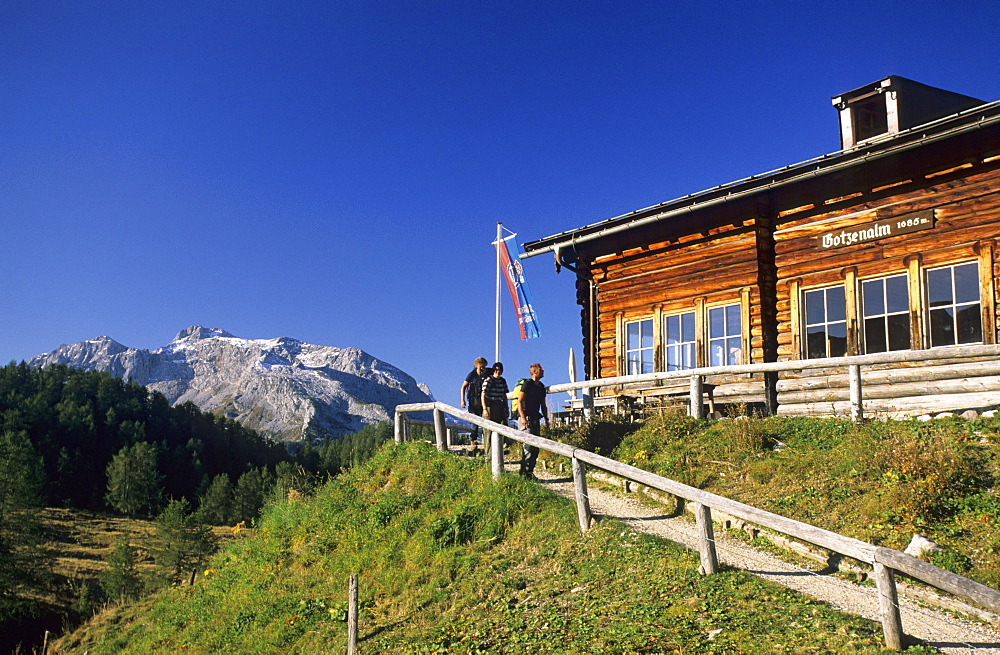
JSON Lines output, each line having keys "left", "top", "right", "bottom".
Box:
{"left": 851, "top": 96, "right": 888, "bottom": 142}
{"left": 663, "top": 311, "right": 696, "bottom": 371}
{"left": 927, "top": 262, "right": 982, "bottom": 346}
{"left": 625, "top": 318, "right": 654, "bottom": 375}
{"left": 804, "top": 285, "right": 847, "bottom": 358}
{"left": 862, "top": 274, "right": 910, "bottom": 353}
{"left": 708, "top": 304, "right": 741, "bottom": 366}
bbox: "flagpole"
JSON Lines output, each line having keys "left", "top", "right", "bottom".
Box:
{"left": 495, "top": 222, "right": 502, "bottom": 363}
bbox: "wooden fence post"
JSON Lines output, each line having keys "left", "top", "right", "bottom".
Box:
{"left": 433, "top": 408, "right": 446, "bottom": 451}
{"left": 849, "top": 364, "right": 864, "bottom": 423}
{"left": 571, "top": 456, "right": 592, "bottom": 532}
{"left": 491, "top": 430, "right": 503, "bottom": 480}
{"left": 347, "top": 573, "right": 359, "bottom": 654}
{"left": 394, "top": 410, "right": 404, "bottom": 443}
{"left": 693, "top": 502, "right": 718, "bottom": 575}
{"left": 689, "top": 375, "right": 704, "bottom": 419}
{"left": 873, "top": 562, "right": 904, "bottom": 650}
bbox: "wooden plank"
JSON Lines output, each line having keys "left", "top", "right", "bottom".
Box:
{"left": 602, "top": 246, "right": 757, "bottom": 283}
{"left": 776, "top": 391, "right": 1000, "bottom": 417}
{"left": 777, "top": 376, "right": 1000, "bottom": 404}
{"left": 776, "top": 361, "right": 1000, "bottom": 390}
{"left": 569, "top": 447, "right": 880, "bottom": 563}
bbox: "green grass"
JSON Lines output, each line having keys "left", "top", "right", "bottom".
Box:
{"left": 572, "top": 410, "right": 1000, "bottom": 590}
{"left": 52, "top": 440, "right": 936, "bottom": 653}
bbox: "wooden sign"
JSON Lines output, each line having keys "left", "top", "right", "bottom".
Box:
{"left": 817, "top": 210, "right": 935, "bottom": 250}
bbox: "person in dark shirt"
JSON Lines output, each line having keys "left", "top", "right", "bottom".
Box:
{"left": 516, "top": 362, "right": 547, "bottom": 478}
{"left": 481, "top": 362, "right": 510, "bottom": 425}
{"left": 460, "top": 356, "right": 490, "bottom": 447}
{"left": 481, "top": 362, "right": 510, "bottom": 457}
{"left": 461, "top": 357, "right": 489, "bottom": 414}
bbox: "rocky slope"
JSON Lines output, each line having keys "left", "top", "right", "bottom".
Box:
{"left": 29, "top": 326, "right": 433, "bottom": 441}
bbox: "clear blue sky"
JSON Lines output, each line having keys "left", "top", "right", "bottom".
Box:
{"left": 3, "top": 1, "right": 999, "bottom": 407}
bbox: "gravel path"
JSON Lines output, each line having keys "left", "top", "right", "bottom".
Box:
{"left": 527, "top": 466, "right": 1000, "bottom": 654}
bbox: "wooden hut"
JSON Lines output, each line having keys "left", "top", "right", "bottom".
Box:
{"left": 523, "top": 76, "right": 1000, "bottom": 417}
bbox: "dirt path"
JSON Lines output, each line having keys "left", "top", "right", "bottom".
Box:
{"left": 527, "top": 466, "right": 1000, "bottom": 654}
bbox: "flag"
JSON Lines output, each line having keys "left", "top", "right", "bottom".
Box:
{"left": 496, "top": 237, "right": 541, "bottom": 340}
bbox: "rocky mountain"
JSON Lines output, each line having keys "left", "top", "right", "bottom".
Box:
{"left": 29, "top": 326, "right": 433, "bottom": 441}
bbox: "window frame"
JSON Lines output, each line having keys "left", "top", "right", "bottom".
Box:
{"left": 707, "top": 303, "right": 742, "bottom": 367}
{"left": 925, "top": 261, "right": 983, "bottom": 347}
{"left": 860, "top": 273, "right": 911, "bottom": 354}
{"left": 662, "top": 310, "right": 697, "bottom": 371}
{"left": 802, "top": 283, "right": 848, "bottom": 359}
{"left": 624, "top": 317, "right": 655, "bottom": 375}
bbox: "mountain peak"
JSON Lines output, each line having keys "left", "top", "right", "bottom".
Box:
{"left": 172, "top": 326, "right": 235, "bottom": 342}
{"left": 30, "top": 327, "right": 432, "bottom": 440}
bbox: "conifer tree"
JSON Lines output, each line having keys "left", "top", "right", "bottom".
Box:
{"left": 99, "top": 533, "right": 143, "bottom": 602}
{"left": 232, "top": 467, "right": 275, "bottom": 524}
{"left": 0, "top": 430, "right": 45, "bottom": 609}
{"left": 105, "top": 441, "right": 163, "bottom": 517}
{"left": 197, "top": 474, "right": 235, "bottom": 525}
{"left": 0, "top": 430, "right": 43, "bottom": 532}
{"left": 151, "top": 498, "right": 217, "bottom": 586}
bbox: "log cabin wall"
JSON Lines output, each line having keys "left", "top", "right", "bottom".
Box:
{"left": 577, "top": 214, "right": 773, "bottom": 406}
{"left": 773, "top": 163, "right": 1000, "bottom": 416}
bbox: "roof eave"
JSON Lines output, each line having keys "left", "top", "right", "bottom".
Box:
{"left": 522, "top": 99, "right": 1000, "bottom": 259}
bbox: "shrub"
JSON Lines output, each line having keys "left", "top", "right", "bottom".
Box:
{"left": 716, "top": 415, "right": 775, "bottom": 454}
{"left": 854, "top": 421, "right": 986, "bottom": 522}
{"left": 543, "top": 416, "right": 641, "bottom": 455}
{"left": 929, "top": 546, "right": 973, "bottom": 574}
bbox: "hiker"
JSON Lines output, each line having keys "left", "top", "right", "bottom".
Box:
{"left": 481, "top": 362, "right": 510, "bottom": 455}
{"left": 481, "top": 362, "right": 510, "bottom": 424}
{"left": 516, "top": 362, "right": 547, "bottom": 478}
{"left": 460, "top": 356, "right": 490, "bottom": 445}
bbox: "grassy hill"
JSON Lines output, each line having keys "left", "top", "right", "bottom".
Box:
{"left": 550, "top": 411, "right": 1000, "bottom": 590}
{"left": 50, "top": 439, "right": 939, "bottom": 654}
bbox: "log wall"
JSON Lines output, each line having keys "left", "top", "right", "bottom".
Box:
{"left": 773, "top": 164, "right": 1000, "bottom": 415}
{"left": 588, "top": 219, "right": 769, "bottom": 390}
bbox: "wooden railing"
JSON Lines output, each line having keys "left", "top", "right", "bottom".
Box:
{"left": 394, "top": 400, "right": 1000, "bottom": 651}
{"left": 546, "top": 343, "right": 1000, "bottom": 421}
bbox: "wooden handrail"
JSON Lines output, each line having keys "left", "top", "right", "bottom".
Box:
{"left": 543, "top": 343, "right": 1000, "bottom": 396}
{"left": 394, "top": 400, "right": 1000, "bottom": 651}
{"left": 539, "top": 343, "right": 1000, "bottom": 423}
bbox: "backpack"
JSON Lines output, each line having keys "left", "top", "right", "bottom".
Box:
{"left": 467, "top": 371, "right": 486, "bottom": 405}
{"left": 509, "top": 378, "right": 528, "bottom": 415}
